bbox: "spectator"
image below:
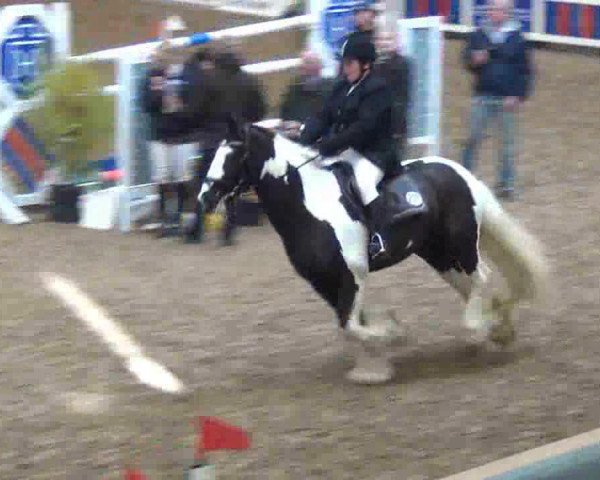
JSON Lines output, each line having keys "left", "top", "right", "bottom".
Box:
{"left": 181, "top": 42, "right": 267, "bottom": 245}
{"left": 281, "top": 0, "right": 305, "bottom": 18}
{"left": 374, "top": 31, "right": 411, "bottom": 165}
{"left": 279, "top": 51, "right": 334, "bottom": 138}
{"left": 142, "top": 16, "right": 198, "bottom": 237}
{"left": 461, "top": 0, "right": 533, "bottom": 200}
{"left": 352, "top": 0, "right": 380, "bottom": 41}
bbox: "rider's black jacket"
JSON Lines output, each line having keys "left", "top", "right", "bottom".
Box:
{"left": 299, "top": 71, "right": 397, "bottom": 173}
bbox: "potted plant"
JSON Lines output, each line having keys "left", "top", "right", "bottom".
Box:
{"left": 28, "top": 62, "right": 113, "bottom": 223}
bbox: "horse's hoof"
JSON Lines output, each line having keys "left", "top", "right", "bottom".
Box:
{"left": 346, "top": 349, "right": 394, "bottom": 385}
{"left": 346, "top": 365, "right": 393, "bottom": 385}
{"left": 220, "top": 232, "right": 235, "bottom": 247}
{"left": 464, "top": 341, "right": 485, "bottom": 358}
{"left": 489, "top": 322, "right": 516, "bottom": 347}
{"left": 488, "top": 301, "right": 516, "bottom": 348}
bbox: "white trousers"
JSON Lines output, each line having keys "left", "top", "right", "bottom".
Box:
{"left": 320, "top": 149, "right": 384, "bottom": 205}
{"left": 150, "top": 141, "right": 198, "bottom": 183}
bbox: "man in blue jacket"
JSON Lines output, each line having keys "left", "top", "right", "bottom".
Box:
{"left": 461, "top": 0, "right": 533, "bottom": 200}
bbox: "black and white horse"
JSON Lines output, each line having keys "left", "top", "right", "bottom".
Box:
{"left": 197, "top": 119, "right": 550, "bottom": 384}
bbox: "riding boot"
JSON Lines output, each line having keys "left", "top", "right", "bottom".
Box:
{"left": 221, "top": 196, "right": 237, "bottom": 247}
{"left": 176, "top": 181, "right": 188, "bottom": 228}
{"left": 184, "top": 201, "right": 204, "bottom": 243}
{"left": 157, "top": 183, "right": 168, "bottom": 238}
{"left": 365, "top": 195, "right": 390, "bottom": 259}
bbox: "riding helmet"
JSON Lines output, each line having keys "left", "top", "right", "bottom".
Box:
{"left": 341, "top": 34, "right": 377, "bottom": 64}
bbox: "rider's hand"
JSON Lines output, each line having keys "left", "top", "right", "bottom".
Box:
{"left": 318, "top": 137, "right": 338, "bottom": 157}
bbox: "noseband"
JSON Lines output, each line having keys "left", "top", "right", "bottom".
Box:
{"left": 203, "top": 127, "right": 252, "bottom": 201}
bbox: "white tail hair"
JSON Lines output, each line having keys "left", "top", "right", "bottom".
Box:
{"left": 477, "top": 189, "right": 551, "bottom": 305}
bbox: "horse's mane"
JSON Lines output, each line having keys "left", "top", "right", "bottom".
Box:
{"left": 248, "top": 122, "right": 318, "bottom": 169}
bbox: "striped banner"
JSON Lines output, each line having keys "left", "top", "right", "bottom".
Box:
{"left": 405, "top": 0, "right": 461, "bottom": 24}
{"left": 1, "top": 116, "right": 49, "bottom": 193}
{"left": 546, "top": 1, "right": 600, "bottom": 38}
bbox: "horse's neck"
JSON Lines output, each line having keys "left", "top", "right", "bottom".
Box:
{"left": 254, "top": 135, "right": 319, "bottom": 229}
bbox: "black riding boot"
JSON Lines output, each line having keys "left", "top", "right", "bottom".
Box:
{"left": 221, "top": 196, "right": 237, "bottom": 247}
{"left": 366, "top": 196, "right": 390, "bottom": 259}
{"left": 157, "top": 183, "right": 168, "bottom": 238}
{"left": 184, "top": 201, "right": 204, "bottom": 243}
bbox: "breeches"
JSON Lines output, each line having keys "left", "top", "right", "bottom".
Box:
{"left": 322, "top": 149, "right": 384, "bottom": 205}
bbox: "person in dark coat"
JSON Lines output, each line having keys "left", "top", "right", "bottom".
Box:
{"left": 279, "top": 51, "right": 334, "bottom": 132}
{"left": 461, "top": 0, "right": 533, "bottom": 200}
{"left": 375, "top": 32, "right": 411, "bottom": 164}
{"left": 299, "top": 35, "right": 395, "bottom": 259}
{"left": 181, "top": 44, "right": 267, "bottom": 245}
{"left": 142, "top": 41, "right": 267, "bottom": 243}
{"left": 142, "top": 46, "right": 201, "bottom": 238}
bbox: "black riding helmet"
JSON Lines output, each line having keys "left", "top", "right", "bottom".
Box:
{"left": 341, "top": 34, "right": 377, "bottom": 65}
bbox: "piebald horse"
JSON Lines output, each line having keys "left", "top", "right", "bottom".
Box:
{"left": 196, "top": 119, "right": 550, "bottom": 384}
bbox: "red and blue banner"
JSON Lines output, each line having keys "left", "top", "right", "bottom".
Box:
{"left": 1, "top": 117, "right": 51, "bottom": 193}
{"left": 473, "top": 0, "right": 532, "bottom": 31}
{"left": 405, "top": 0, "right": 461, "bottom": 24}
{"left": 546, "top": 1, "right": 600, "bottom": 38}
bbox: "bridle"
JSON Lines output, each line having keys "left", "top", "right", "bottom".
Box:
{"left": 202, "top": 125, "right": 253, "bottom": 202}
{"left": 202, "top": 124, "right": 321, "bottom": 203}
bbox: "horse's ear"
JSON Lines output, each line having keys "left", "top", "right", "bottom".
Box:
{"left": 226, "top": 113, "right": 244, "bottom": 141}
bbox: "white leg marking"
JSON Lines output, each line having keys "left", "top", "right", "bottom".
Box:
{"left": 41, "top": 273, "right": 185, "bottom": 394}
{"left": 341, "top": 262, "right": 396, "bottom": 385}
{"left": 440, "top": 267, "right": 492, "bottom": 342}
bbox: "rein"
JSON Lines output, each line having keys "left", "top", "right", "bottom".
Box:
{"left": 204, "top": 128, "right": 320, "bottom": 204}
{"left": 295, "top": 152, "right": 321, "bottom": 170}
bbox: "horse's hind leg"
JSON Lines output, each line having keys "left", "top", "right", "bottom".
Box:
{"left": 440, "top": 266, "right": 493, "bottom": 344}
{"left": 420, "top": 236, "right": 493, "bottom": 345}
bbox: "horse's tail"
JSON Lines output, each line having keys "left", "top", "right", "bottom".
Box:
{"left": 477, "top": 187, "right": 551, "bottom": 306}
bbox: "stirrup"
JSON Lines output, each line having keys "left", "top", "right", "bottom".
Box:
{"left": 368, "top": 232, "right": 387, "bottom": 258}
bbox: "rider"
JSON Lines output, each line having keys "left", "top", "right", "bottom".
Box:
{"left": 299, "top": 34, "right": 396, "bottom": 259}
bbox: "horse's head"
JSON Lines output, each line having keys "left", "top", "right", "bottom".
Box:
{"left": 198, "top": 115, "right": 275, "bottom": 213}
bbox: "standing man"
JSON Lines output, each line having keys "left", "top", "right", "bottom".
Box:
{"left": 461, "top": 0, "right": 533, "bottom": 200}
{"left": 280, "top": 51, "right": 334, "bottom": 136}
{"left": 142, "top": 16, "right": 198, "bottom": 237}
{"left": 183, "top": 43, "right": 267, "bottom": 245}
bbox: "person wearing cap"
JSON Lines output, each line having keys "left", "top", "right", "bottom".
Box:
{"left": 299, "top": 34, "right": 395, "bottom": 259}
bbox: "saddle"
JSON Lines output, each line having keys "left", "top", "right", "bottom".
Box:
{"left": 325, "top": 161, "right": 428, "bottom": 226}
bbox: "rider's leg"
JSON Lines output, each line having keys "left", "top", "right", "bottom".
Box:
{"left": 347, "top": 156, "right": 389, "bottom": 258}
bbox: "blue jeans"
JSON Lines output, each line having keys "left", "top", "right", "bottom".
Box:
{"left": 461, "top": 96, "right": 517, "bottom": 192}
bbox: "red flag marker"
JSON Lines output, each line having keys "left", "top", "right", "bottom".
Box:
{"left": 123, "top": 469, "right": 149, "bottom": 480}
{"left": 195, "top": 416, "right": 251, "bottom": 459}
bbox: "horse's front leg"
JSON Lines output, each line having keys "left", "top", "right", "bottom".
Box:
{"left": 336, "top": 265, "right": 400, "bottom": 384}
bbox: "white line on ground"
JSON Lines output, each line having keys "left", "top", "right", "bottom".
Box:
{"left": 40, "top": 273, "right": 185, "bottom": 395}
{"left": 438, "top": 426, "right": 600, "bottom": 479}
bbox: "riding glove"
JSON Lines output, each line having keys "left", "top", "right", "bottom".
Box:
{"left": 318, "top": 136, "right": 340, "bottom": 157}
